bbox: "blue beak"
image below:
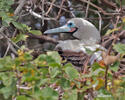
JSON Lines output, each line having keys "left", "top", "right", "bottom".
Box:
{"left": 44, "top": 25, "right": 71, "bottom": 34}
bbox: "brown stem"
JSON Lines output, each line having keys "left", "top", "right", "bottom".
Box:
{"left": 105, "top": 65, "right": 109, "bottom": 89}
{"left": 45, "top": 0, "right": 56, "bottom": 16}
{"left": 56, "top": 0, "right": 66, "bottom": 19}
{"left": 27, "top": 33, "right": 58, "bottom": 44}
{"left": 100, "top": 0, "right": 117, "bottom": 9}
{"left": 80, "top": 0, "right": 115, "bottom": 15}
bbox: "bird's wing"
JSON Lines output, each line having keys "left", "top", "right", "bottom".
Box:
{"left": 56, "top": 40, "right": 105, "bottom": 68}
{"left": 57, "top": 50, "right": 89, "bottom": 69}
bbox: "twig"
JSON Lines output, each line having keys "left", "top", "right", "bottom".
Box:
{"left": 3, "top": 42, "right": 11, "bottom": 57}
{"left": 45, "top": 0, "right": 56, "bottom": 16}
{"left": 14, "top": 0, "right": 27, "bottom": 15}
{"left": 45, "top": 2, "right": 70, "bottom": 13}
{"left": 42, "top": 0, "right": 45, "bottom": 26}
{"left": 93, "top": 10, "right": 102, "bottom": 32}
{"left": 101, "top": 37, "right": 113, "bottom": 47}
{"left": 80, "top": 0, "right": 118, "bottom": 15}
{"left": 16, "top": 73, "right": 21, "bottom": 95}
{"left": 0, "top": 31, "right": 20, "bottom": 49}
{"left": 9, "top": 43, "right": 18, "bottom": 55}
{"left": 85, "top": 0, "right": 90, "bottom": 18}
{"left": 29, "top": 9, "right": 56, "bottom": 21}
{"left": 0, "top": 26, "right": 6, "bottom": 35}
{"left": 66, "top": 0, "right": 76, "bottom": 17}
{"left": 100, "top": 0, "right": 117, "bottom": 9}
{"left": 26, "top": 33, "right": 58, "bottom": 44}
{"left": 16, "top": 85, "right": 32, "bottom": 90}
{"left": 107, "top": 16, "right": 120, "bottom": 54}
{"left": 83, "top": 56, "right": 90, "bottom": 74}
{"left": 56, "top": 0, "right": 66, "bottom": 19}
{"left": 105, "top": 65, "right": 108, "bottom": 89}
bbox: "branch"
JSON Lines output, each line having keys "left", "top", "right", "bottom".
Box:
{"left": 80, "top": 0, "right": 118, "bottom": 15}
{"left": 85, "top": 0, "right": 90, "bottom": 18}
{"left": 100, "top": 0, "right": 117, "bottom": 10}
{"left": 14, "top": 0, "right": 27, "bottom": 15}
{"left": 45, "top": 0, "right": 56, "bottom": 16}
{"left": 45, "top": 2, "right": 70, "bottom": 13}
{"left": 29, "top": 9, "right": 56, "bottom": 21}
{"left": 26, "top": 33, "right": 58, "bottom": 44}
{"left": 56, "top": 0, "right": 66, "bottom": 19}
{"left": 105, "top": 65, "right": 109, "bottom": 89}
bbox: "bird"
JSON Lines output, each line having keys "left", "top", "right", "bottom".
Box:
{"left": 44, "top": 18, "right": 119, "bottom": 71}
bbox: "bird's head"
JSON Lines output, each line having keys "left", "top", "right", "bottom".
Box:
{"left": 44, "top": 18, "right": 101, "bottom": 43}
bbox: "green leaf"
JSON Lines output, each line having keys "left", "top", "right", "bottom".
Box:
{"left": 12, "top": 34, "right": 28, "bottom": 43}
{"left": 41, "top": 87, "right": 58, "bottom": 100}
{"left": 0, "top": 11, "right": 7, "bottom": 17}
{"left": 24, "top": 52, "right": 33, "bottom": 61}
{"left": 36, "top": 78, "right": 49, "bottom": 87}
{"left": 110, "top": 61, "right": 120, "bottom": 72}
{"left": 47, "top": 51, "right": 61, "bottom": 65}
{"left": 92, "top": 68, "right": 105, "bottom": 76}
{"left": 0, "top": 11, "right": 13, "bottom": 26}
{"left": 35, "top": 52, "right": 61, "bottom": 67}
{"left": 0, "top": 87, "right": 12, "bottom": 99}
{"left": 0, "top": 56, "right": 14, "bottom": 71}
{"left": 0, "top": 72, "right": 14, "bottom": 86}
{"left": 113, "top": 43, "right": 125, "bottom": 54}
{"left": 30, "top": 30, "right": 42, "bottom": 35}
{"left": 0, "top": 64, "right": 3, "bottom": 68}
{"left": 59, "top": 78, "right": 70, "bottom": 89}
{"left": 50, "top": 67, "right": 60, "bottom": 78}
{"left": 62, "top": 89, "right": 77, "bottom": 100}
{"left": 65, "top": 67, "right": 79, "bottom": 80}
{"left": 63, "top": 63, "right": 73, "bottom": 68}
{"left": 12, "top": 22, "right": 31, "bottom": 31}
{"left": 16, "top": 95, "right": 28, "bottom": 100}
{"left": 34, "top": 54, "right": 48, "bottom": 67}
{"left": 2, "top": 17, "right": 13, "bottom": 26}
{"left": 12, "top": 22, "right": 24, "bottom": 30}
{"left": 105, "top": 28, "right": 119, "bottom": 35}
{"left": 95, "top": 97, "right": 113, "bottom": 100}
{"left": 0, "top": 77, "right": 16, "bottom": 99}
{"left": 92, "top": 62, "right": 102, "bottom": 71}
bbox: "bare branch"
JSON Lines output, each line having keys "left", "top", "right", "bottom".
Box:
{"left": 29, "top": 9, "right": 56, "bottom": 21}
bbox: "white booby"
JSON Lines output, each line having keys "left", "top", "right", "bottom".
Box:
{"left": 44, "top": 18, "right": 105, "bottom": 68}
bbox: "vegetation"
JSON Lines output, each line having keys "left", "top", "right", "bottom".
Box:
{"left": 0, "top": 0, "right": 125, "bottom": 100}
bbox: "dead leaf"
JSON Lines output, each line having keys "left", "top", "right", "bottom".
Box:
{"left": 102, "top": 51, "right": 120, "bottom": 65}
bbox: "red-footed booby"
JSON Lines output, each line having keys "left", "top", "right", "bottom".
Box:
{"left": 44, "top": 18, "right": 105, "bottom": 68}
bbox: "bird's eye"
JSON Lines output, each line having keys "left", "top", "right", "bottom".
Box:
{"left": 68, "top": 22, "right": 73, "bottom": 27}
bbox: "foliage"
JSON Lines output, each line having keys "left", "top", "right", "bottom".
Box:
{"left": 0, "top": 48, "right": 124, "bottom": 100}
{"left": 113, "top": 43, "right": 125, "bottom": 54}
{"left": 0, "top": 0, "right": 14, "bottom": 12}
